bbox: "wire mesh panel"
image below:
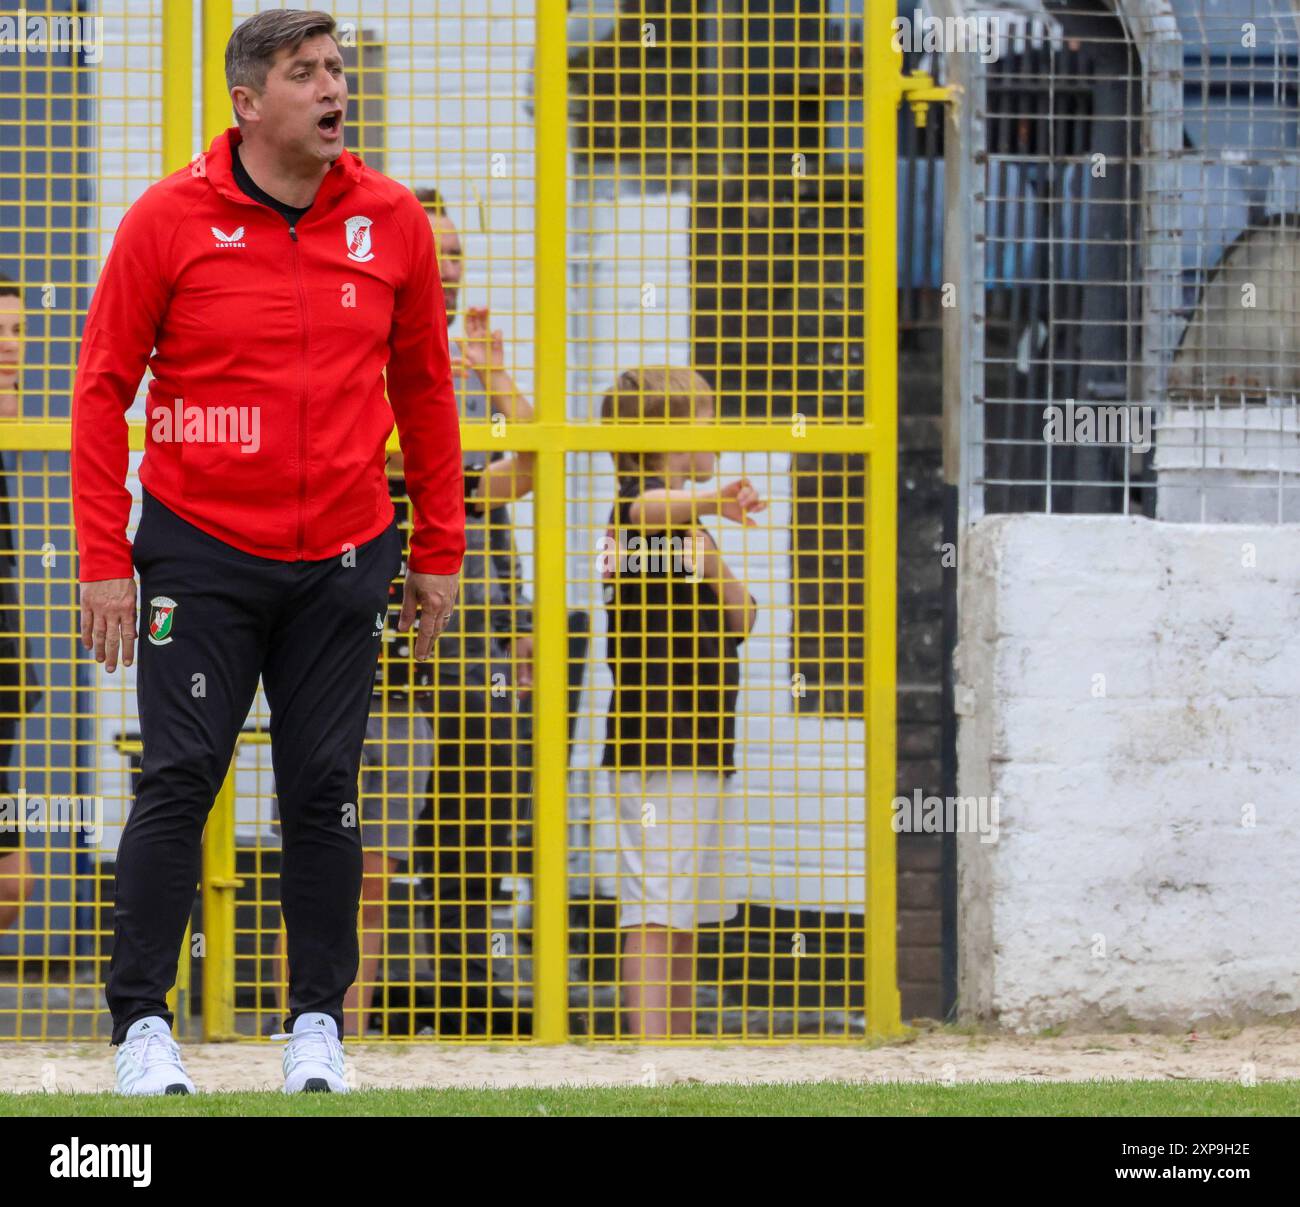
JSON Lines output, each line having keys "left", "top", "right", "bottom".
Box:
{"left": 1, "top": 0, "right": 900, "bottom": 1044}
{"left": 1155, "top": 3, "right": 1300, "bottom": 523}
{"left": 567, "top": 447, "right": 870, "bottom": 1039}
{"left": 561, "top": 4, "right": 885, "bottom": 1041}
{"left": 0, "top": 0, "right": 164, "bottom": 1040}
{"left": 952, "top": 2, "right": 1146, "bottom": 517}
{"left": 952, "top": 1, "right": 1300, "bottom": 523}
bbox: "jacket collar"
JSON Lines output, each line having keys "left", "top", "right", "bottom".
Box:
{"left": 202, "top": 125, "right": 363, "bottom": 213}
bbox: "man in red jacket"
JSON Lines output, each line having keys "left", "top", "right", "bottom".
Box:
{"left": 71, "top": 9, "right": 464, "bottom": 1094}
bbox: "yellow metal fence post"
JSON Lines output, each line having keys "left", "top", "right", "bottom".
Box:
{"left": 865, "top": 0, "right": 905, "bottom": 1038}
{"left": 201, "top": 765, "right": 242, "bottom": 1040}
{"left": 160, "top": 0, "right": 191, "bottom": 1030}
{"left": 162, "top": 0, "right": 192, "bottom": 176}
{"left": 203, "top": 0, "right": 234, "bottom": 144}
{"left": 531, "top": 0, "right": 571, "bottom": 1043}
{"left": 197, "top": 0, "right": 238, "bottom": 1041}
{"left": 171, "top": 919, "right": 192, "bottom": 1038}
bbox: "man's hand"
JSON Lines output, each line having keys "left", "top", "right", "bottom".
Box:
{"left": 80, "top": 577, "right": 138, "bottom": 673}
{"left": 397, "top": 571, "right": 459, "bottom": 660}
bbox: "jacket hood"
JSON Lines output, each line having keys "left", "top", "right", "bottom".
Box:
{"left": 201, "top": 125, "right": 364, "bottom": 210}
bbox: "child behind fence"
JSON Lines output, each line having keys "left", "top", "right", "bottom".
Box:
{"left": 598, "top": 365, "right": 765, "bottom": 1038}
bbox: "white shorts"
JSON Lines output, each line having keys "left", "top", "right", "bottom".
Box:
{"left": 604, "top": 768, "right": 739, "bottom": 931}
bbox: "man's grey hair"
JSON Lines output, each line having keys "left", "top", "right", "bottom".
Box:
{"left": 225, "top": 9, "right": 338, "bottom": 95}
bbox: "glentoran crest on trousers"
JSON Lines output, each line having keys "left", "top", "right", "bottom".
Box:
{"left": 147, "top": 596, "right": 178, "bottom": 646}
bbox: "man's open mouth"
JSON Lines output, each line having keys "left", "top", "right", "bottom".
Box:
{"left": 317, "top": 111, "right": 342, "bottom": 133}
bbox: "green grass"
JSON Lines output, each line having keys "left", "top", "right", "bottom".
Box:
{"left": 0, "top": 1080, "right": 1297, "bottom": 1116}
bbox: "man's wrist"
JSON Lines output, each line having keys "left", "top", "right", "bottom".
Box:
{"left": 79, "top": 557, "right": 135, "bottom": 584}
{"left": 407, "top": 556, "right": 461, "bottom": 576}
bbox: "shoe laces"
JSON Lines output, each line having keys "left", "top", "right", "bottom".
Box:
{"left": 272, "top": 1027, "right": 343, "bottom": 1068}
{"left": 123, "top": 1029, "right": 182, "bottom": 1069}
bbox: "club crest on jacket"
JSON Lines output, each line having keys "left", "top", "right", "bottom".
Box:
{"left": 345, "top": 215, "right": 374, "bottom": 262}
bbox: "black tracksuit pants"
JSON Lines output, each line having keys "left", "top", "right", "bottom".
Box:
{"left": 106, "top": 488, "right": 402, "bottom": 1044}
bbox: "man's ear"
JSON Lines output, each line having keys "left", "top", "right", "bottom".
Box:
{"left": 230, "top": 85, "right": 262, "bottom": 126}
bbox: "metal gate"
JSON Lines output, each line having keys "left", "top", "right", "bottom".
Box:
{"left": 0, "top": 0, "right": 908, "bottom": 1043}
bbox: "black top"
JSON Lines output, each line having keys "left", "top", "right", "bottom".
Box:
{"left": 231, "top": 144, "right": 313, "bottom": 226}
{"left": 600, "top": 473, "right": 743, "bottom": 777}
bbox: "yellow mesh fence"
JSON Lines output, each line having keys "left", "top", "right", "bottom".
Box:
{"left": 0, "top": 0, "right": 901, "bottom": 1043}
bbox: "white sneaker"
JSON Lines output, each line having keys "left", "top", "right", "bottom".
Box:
{"left": 114, "top": 1016, "right": 196, "bottom": 1095}
{"left": 273, "top": 1012, "right": 348, "bottom": 1093}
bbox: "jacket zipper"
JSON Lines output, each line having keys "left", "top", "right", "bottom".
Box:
{"left": 210, "top": 142, "right": 337, "bottom": 559}
{"left": 288, "top": 221, "right": 310, "bottom": 558}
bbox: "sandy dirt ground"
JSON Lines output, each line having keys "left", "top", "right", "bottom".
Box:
{"left": 1, "top": 1024, "right": 1297, "bottom": 1094}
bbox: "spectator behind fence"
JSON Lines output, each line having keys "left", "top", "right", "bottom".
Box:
{"left": 0, "top": 273, "right": 35, "bottom": 931}
{"left": 388, "top": 186, "right": 536, "bottom": 1034}
{"left": 598, "top": 366, "right": 765, "bottom": 1038}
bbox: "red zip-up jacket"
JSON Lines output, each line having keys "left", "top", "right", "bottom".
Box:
{"left": 71, "top": 125, "right": 465, "bottom": 582}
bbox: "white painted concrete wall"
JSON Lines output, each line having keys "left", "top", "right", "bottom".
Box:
{"left": 956, "top": 513, "right": 1300, "bottom": 1030}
